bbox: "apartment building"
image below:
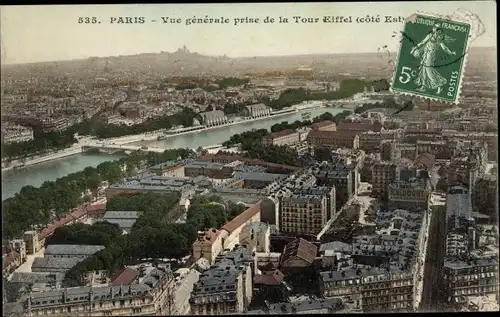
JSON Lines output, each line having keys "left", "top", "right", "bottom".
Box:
{"left": 220, "top": 202, "right": 262, "bottom": 251}
{"left": 371, "top": 162, "right": 398, "bottom": 198}
{"left": 150, "top": 161, "right": 185, "bottom": 177}
{"left": 310, "top": 120, "right": 337, "bottom": 132}
{"left": 189, "top": 247, "right": 253, "bottom": 315}
{"left": 1, "top": 123, "right": 34, "bottom": 144}
{"left": 3, "top": 263, "right": 176, "bottom": 316}
{"left": 446, "top": 185, "right": 471, "bottom": 225}
{"left": 306, "top": 130, "right": 360, "bottom": 150}
{"left": 233, "top": 171, "right": 287, "bottom": 189}
{"left": 313, "top": 163, "right": 354, "bottom": 210}
{"left": 280, "top": 191, "right": 330, "bottom": 236}
{"left": 380, "top": 140, "right": 399, "bottom": 162}
{"left": 192, "top": 228, "right": 224, "bottom": 265}
{"left": 359, "top": 130, "right": 401, "bottom": 154}
{"left": 319, "top": 268, "right": 414, "bottom": 312}
{"left": 474, "top": 174, "right": 498, "bottom": 217}
{"left": 388, "top": 178, "right": 431, "bottom": 211}
{"left": 39, "top": 117, "right": 71, "bottom": 132}
{"left": 416, "top": 140, "right": 454, "bottom": 159}
{"left": 337, "top": 122, "right": 383, "bottom": 133}
{"left": 262, "top": 129, "right": 300, "bottom": 146}
{"left": 442, "top": 257, "right": 499, "bottom": 305}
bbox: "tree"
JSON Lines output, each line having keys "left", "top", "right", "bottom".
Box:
{"left": 314, "top": 147, "right": 333, "bottom": 162}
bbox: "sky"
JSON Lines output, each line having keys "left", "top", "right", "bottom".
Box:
{"left": 0, "top": 1, "right": 496, "bottom": 64}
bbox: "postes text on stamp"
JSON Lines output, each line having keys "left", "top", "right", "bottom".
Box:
{"left": 391, "top": 14, "right": 471, "bottom": 103}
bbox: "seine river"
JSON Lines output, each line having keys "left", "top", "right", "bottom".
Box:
{"left": 2, "top": 108, "right": 347, "bottom": 200}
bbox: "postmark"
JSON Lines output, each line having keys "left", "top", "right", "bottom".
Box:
{"left": 391, "top": 13, "right": 471, "bottom": 104}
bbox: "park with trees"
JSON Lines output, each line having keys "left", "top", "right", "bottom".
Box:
{"left": 1, "top": 148, "right": 194, "bottom": 240}
{"left": 61, "top": 193, "right": 248, "bottom": 287}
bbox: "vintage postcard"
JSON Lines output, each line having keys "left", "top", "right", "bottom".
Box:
{"left": 0, "top": 2, "right": 497, "bottom": 316}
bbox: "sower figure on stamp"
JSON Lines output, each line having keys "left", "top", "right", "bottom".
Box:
{"left": 410, "top": 24, "right": 456, "bottom": 94}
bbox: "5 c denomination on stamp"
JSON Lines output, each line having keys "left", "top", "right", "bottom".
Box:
{"left": 391, "top": 13, "right": 471, "bottom": 103}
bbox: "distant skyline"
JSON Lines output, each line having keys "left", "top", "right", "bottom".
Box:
{"left": 1, "top": 2, "right": 497, "bottom": 64}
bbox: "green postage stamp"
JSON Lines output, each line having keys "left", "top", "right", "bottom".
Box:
{"left": 391, "top": 13, "right": 471, "bottom": 103}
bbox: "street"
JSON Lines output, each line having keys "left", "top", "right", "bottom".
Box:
{"left": 420, "top": 203, "right": 446, "bottom": 311}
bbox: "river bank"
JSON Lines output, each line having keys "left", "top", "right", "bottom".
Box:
{"left": 1, "top": 104, "right": 327, "bottom": 173}
{"left": 2, "top": 107, "right": 349, "bottom": 200}
{"left": 2, "top": 153, "right": 125, "bottom": 200}
{"left": 1, "top": 146, "right": 83, "bottom": 173}
{"left": 106, "top": 103, "right": 323, "bottom": 145}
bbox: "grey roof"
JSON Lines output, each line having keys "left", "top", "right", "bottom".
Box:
{"left": 98, "top": 219, "right": 137, "bottom": 231}
{"left": 102, "top": 211, "right": 140, "bottom": 220}
{"left": 26, "top": 265, "right": 172, "bottom": 308}
{"left": 44, "top": 245, "right": 105, "bottom": 256}
{"left": 233, "top": 171, "right": 287, "bottom": 183}
{"left": 200, "top": 110, "right": 226, "bottom": 121}
{"left": 245, "top": 103, "right": 269, "bottom": 112}
{"left": 9, "top": 272, "right": 64, "bottom": 284}
{"left": 31, "top": 257, "right": 82, "bottom": 271}
{"left": 184, "top": 161, "right": 226, "bottom": 170}
{"left": 320, "top": 241, "right": 353, "bottom": 253}
{"left": 28, "top": 284, "right": 152, "bottom": 307}
{"left": 191, "top": 246, "right": 254, "bottom": 297}
{"left": 268, "top": 298, "right": 344, "bottom": 314}
{"left": 150, "top": 160, "right": 179, "bottom": 170}
{"left": 319, "top": 266, "right": 405, "bottom": 283}
{"left": 444, "top": 256, "right": 498, "bottom": 270}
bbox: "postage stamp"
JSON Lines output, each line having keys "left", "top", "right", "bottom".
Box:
{"left": 391, "top": 13, "right": 471, "bottom": 103}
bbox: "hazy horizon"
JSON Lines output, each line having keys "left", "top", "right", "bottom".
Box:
{"left": 0, "top": 46, "right": 497, "bottom": 67}
{"left": 1, "top": 2, "right": 497, "bottom": 65}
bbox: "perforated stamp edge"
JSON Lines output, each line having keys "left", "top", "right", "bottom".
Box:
{"left": 389, "top": 11, "right": 472, "bottom": 105}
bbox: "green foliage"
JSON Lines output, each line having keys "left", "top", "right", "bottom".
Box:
{"left": 264, "top": 79, "right": 390, "bottom": 110}
{"left": 223, "top": 103, "right": 248, "bottom": 115}
{"left": 241, "top": 142, "right": 301, "bottom": 166}
{"left": 90, "top": 107, "right": 197, "bottom": 139}
{"left": 353, "top": 97, "right": 409, "bottom": 114}
{"left": 63, "top": 244, "right": 125, "bottom": 287}
{"left": 227, "top": 201, "right": 248, "bottom": 219}
{"left": 1, "top": 148, "right": 191, "bottom": 240}
{"left": 46, "top": 222, "right": 123, "bottom": 247}
{"left": 1, "top": 130, "right": 77, "bottom": 160}
{"left": 145, "top": 148, "right": 193, "bottom": 166}
{"left": 314, "top": 147, "right": 333, "bottom": 162}
{"left": 216, "top": 77, "right": 250, "bottom": 89}
{"left": 222, "top": 129, "right": 268, "bottom": 148}
{"left": 106, "top": 192, "right": 181, "bottom": 227}
{"left": 63, "top": 193, "right": 242, "bottom": 287}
